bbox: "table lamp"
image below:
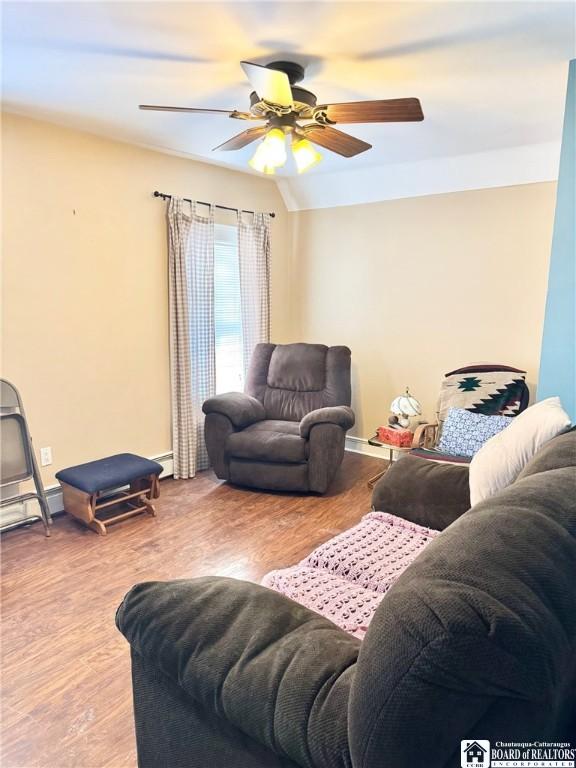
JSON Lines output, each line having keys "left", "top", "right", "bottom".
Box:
{"left": 390, "top": 388, "right": 422, "bottom": 428}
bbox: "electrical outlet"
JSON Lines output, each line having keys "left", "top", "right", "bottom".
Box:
{"left": 40, "top": 447, "right": 53, "bottom": 467}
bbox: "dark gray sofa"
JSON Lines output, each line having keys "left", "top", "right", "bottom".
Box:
{"left": 116, "top": 430, "right": 576, "bottom": 767}
{"left": 202, "top": 343, "right": 355, "bottom": 493}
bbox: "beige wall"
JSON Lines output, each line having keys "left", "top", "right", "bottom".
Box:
{"left": 1, "top": 111, "right": 556, "bottom": 486}
{"left": 1, "top": 112, "right": 293, "bottom": 484}
{"left": 293, "top": 183, "right": 556, "bottom": 438}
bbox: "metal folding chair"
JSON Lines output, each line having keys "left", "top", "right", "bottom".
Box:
{"left": 1, "top": 379, "right": 51, "bottom": 536}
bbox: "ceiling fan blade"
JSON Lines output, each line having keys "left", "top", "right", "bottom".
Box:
{"left": 139, "top": 105, "right": 254, "bottom": 119}
{"left": 240, "top": 61, "right": 293, "bottom": 108}
{"left": 213, "top": 126, "right": 268, "bottom": 152}
{"left": 317, "top": 98, "right": 424, "bottom": 124}
{"left": 302, "top": 125, "right": 372, "bottom": 157}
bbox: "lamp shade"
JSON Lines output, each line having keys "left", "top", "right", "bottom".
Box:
{"left": 390, "top": 388, "right": 422, "bottom": 418}
{"left": 248, "top": 128, "right": 287, "bottom": 175}
{"left": 292, "top": 136, "right": 322, "bottom": 173}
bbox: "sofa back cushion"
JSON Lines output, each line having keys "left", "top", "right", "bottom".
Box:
{"left": 350, "top": 464, "right": 576, "bottom": 763}
{"left": 517, "top": 427, "right": 576, "bottom": 480}
{"left": 245, "top": 343, "right": 351, "bottom": 422}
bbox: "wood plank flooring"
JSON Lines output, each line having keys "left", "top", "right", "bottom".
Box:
{"left": 1, "top": 453, "right": 383, "bottom": 768}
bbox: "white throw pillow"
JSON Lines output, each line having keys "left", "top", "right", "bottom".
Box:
{"left": 469, "top": 397, "right": 571, "bottom": 506}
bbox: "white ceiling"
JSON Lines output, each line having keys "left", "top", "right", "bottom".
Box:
{"left": 2, "top": 1, "right": 575, "bottom": 209}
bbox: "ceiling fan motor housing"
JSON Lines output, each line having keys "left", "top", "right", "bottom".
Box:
{"left": 246, "top": 61, "right": 317, "bottom": 118}
{"left": 266, "top": 60, "right": 305, "bottom": 84}
{"left": 249, "top": 86, "right": 317, "bottom": 113}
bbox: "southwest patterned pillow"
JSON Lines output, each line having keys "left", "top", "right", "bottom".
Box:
{"left": 437, "top": 408, "right": 512, "bottom": 457}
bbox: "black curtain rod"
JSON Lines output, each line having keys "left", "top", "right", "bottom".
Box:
{"left": 153, "top": 190, "right": 275, "bottom": 218}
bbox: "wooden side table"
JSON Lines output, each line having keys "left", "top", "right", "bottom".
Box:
{"left": 366, "top": 436, "right": 413, "bottom": 489}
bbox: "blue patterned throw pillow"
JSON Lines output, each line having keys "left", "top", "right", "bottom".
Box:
{"left": 438, "top": 408, "right": 512, "bottom": 457}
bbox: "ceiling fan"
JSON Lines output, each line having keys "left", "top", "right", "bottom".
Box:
{"left": 140, "top": 60, "right": 424, "bottom": 174}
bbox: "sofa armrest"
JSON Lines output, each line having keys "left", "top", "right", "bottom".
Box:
{"left": 202, "top": 392, "right": 265, "bottom": 429}
{"left": 371, "top": 454, "right": 470, "bottom": 530}
{"left": 300, "top": 406, "right": 355, "bottom": 439}
{"left": 116, "top": 577, "right": 358, "bottom": 768}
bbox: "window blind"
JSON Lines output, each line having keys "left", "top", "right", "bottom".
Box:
{"left": 214, "top": 223, "right": 244, "bottom": 394}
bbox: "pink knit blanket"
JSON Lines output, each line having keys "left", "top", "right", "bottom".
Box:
{"left": 262, "top": 512, "right": 440, "bottom": 639}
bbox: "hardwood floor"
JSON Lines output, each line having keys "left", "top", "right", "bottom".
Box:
{"left": 0, "top": 453, "right": 383, "bottom": 768}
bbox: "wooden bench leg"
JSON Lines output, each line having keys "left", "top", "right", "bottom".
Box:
{"left": 129, "top": 475, "right": 158, "bottom": 517}
{"left": 87, "top": 518, "right": 107, "bottom": 535}
{"left": 60, "top": 483, "right": 106, "bottom": 535}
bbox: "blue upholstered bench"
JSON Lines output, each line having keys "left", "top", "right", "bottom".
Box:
{"left": 56, "top": 453, "right": 163, "bottom": 535}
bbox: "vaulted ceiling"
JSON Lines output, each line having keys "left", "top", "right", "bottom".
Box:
{"left": 3, "top": 1, "right": 574, "bottom": 209}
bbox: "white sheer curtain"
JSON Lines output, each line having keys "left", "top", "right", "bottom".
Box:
{"left": 167, "top": 198, "right": 215, "bottom": 479}
{"left": 237, "top": 212, "right": 271, "bottom": 375}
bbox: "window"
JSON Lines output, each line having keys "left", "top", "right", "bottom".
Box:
{"left": 214, "top": 223, "right": 244, "bottom": 394}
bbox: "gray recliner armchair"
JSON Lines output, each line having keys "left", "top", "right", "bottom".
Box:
{"left": 202, "top": 343, "right": 354, "bottom": 493}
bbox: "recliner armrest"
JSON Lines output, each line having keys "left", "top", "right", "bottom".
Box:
{"left": 202, "top": 392, "right": 265, "bottom": 429}
{"left": 299, "top": 406, "right": 355, "bottom": 439}
{"left": 116, "top": 577, "right": 357, "bottom": 768}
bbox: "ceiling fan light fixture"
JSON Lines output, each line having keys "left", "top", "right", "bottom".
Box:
{"left": 248, "top": 144, "right": 276, "bottom": 175}
{"left": 248, "top": 127, "right": 287, "bottom": 174}
{"left": 292, "top": 136, "right": 322, "bottom": 174}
